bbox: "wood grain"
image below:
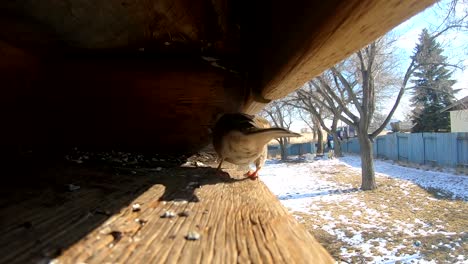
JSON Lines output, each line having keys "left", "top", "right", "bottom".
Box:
{"left": 0, "top": 54, "right": 245, "bottom": 153}
{"left": 0, "top": 163, "right": 333, "bottom": 263}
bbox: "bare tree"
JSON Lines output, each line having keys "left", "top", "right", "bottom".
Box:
{"left": 261, "top": 99, "right": 295, "bottom": 160}
{"left": 291, "top": 73, "right": 352, "bottom": 157}
{"left": 434, "top": 0, "right": 468, "bottom": 39}
{"left": 282, "top": 2, "right": 466, "bottom": 190}
{"left": 298, "top": 110, "right": 325, "bottom": 154}
{"left": 369, "top": 112, "right": 389, "bottom": 133}
{"left": 330, "top": 43, "right": 389, "bottom": 189}
{"left": 298, "top": 37, "right": 414, "bottom": 190}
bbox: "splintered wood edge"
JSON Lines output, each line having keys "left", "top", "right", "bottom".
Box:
{"left": 56, "top": 169, "right": 334, "bottom": 263}
{"left": 244, "top": 0, "right": 436, "bottom": 114}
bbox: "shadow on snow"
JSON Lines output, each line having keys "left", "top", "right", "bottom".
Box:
{"left": 277, "top": 187, "right": 360, "bottom": 200}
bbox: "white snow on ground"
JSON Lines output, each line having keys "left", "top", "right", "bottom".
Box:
{"left": 260, "top": 155, "right": 467, "bottom": 264}
{"left": 339, "top": 154, "right": 468, "bottom": 201}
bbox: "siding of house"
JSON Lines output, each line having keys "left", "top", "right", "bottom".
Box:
{"left": 450, "top": 110, "right": 468, "bottom": 132}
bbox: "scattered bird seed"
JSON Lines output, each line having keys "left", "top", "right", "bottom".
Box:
{"left": 135, "top": 218, "right": 147, "bottom": 225}
{"left": 178, "top": 211, "right": 190, "bottom": 217}
{"left": 110, "top": 231, "right": 122, "bottom": 243}
{"left": 161, "top": 211, "right": 176, "bottom": 218}
{"left": 99, "top": 226, "right": 113, "bottom": 235}
{"left": 173, "top": 199, "right": 188, "bottom": 205}
{"left": 48, "top": 259, "right": 59, "bottom": 264}
{"left": 132, "top": 203, "right": 141, "bottom": 212}
{"left": 181, "top": 162, "right": 192, "bottom": 167}
{"left": 185, "top": 231, "right": 201, "bottom": 241}
{"left": 67, "top": 184, "right": 80, "bottom": 192}
{"left": 195, "top": 161, "right": 208, "bottom": 167}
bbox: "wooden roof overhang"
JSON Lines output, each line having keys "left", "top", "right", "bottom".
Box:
{"left": 0, "top": 0, "right": 436, "bottom": 154}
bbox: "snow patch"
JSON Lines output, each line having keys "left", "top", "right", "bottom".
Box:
{"left": 261, "top": 156, "right": 467, "bottom": 263}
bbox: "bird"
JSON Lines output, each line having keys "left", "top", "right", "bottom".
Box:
{"left": 212, "top": 113, "right": 301, "bottom": 179}
{"left": 251, "top": 116, "right": 271, "bottom": 177}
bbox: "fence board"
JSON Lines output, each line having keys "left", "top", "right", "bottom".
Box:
{"left": 397, "top": 134, "right": 409, "bottom": 161}
{"left": 423, "top": 133, "right": 437, "bottom": 166}
{"left": 457, "top": 133, "right": 468, "bottom": 167}
{"left": 342, "top": 132, "right": 467, "bottom": 168}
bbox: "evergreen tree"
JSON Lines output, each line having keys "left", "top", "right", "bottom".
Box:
{"left": 410, "top": 29, "right": 457, "bottom": 132}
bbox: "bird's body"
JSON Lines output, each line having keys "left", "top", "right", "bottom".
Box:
{"left": 212, "top": 113, "right": 301, "bottom": 179}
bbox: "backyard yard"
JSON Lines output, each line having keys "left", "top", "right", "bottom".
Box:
{"left": 261, "top": 155, "right": 467, "bottom": 263}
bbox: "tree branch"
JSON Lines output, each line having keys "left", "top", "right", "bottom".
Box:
{"left": 317, "top": 75, "right": 359, "bottom": 123}
{"left": 370, "top": 58, "right": 417, "bottom": 138}
{"left": 331, "top": 67, "right": 363, "bottom": 117}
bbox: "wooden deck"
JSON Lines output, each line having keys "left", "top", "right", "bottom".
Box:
{"left": 0, "top": 155, "right": 333, "bottom": 263}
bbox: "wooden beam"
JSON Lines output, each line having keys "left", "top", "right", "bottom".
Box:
{"left": 243, "top": 0, "right": 437, "bottom": 114}
{"left": 0, "top": 163, "right": 334, "bottom": 263}
{"left": 0, "top": 51, "right": 245, "bottom": 153}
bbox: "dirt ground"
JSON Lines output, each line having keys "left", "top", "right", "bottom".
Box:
{"left": 291, "top": 164, "right": 467, "bottom": 263}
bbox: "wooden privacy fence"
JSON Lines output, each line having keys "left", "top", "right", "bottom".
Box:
{"left": 341, "top": 132, "right": 468, "bottom": 168}
{"left": 268, "top": 143, "right": 316, "bottom": 157}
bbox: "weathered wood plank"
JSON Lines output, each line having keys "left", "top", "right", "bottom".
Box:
{"left": 59, "top": 166, "right": 332, "bottom": 263}
{"left": 244, "top": 0, "right": 437, "bottom": 114}
{"left": 0, "top": 162, "right": 333, "bottom": 263}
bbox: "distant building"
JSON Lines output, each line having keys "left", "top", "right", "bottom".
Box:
{"left": 337, "top": 125, "right": 356, "bottom": 139}
{"left": 390, "top": 121, "right": 414, "bottom": 133}
{"left": 442, "top": 96, "right": 468, "bottom": 132}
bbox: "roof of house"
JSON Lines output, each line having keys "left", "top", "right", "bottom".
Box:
{"left": 442, "top": 96, "right": 468, "bottom": 112}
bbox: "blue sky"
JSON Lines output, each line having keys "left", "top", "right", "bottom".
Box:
{"left": 393, "top": 1, "right": 467, "bottom": 94}
{"left": 389, "top": 0, "right": 467, "bottom": 119}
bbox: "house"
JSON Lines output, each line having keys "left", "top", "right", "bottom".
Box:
{"left": 442, "top": 96, "right": 468, "bottom": 132}
{"left": 390, "top": 121, "right": 414, "bottom": 132}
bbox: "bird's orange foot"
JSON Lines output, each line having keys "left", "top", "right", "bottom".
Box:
{"left": 245, "top": 170, "right": 259, "bottom": 180}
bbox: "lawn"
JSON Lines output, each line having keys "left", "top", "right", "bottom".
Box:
{"left": 261, "top": 155, "right": 467, "bottom": 264}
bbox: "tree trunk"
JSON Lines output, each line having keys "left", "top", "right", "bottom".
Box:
{"left": 279, "top": 138, "right": 288, "bottom": 160}
{"left": 333, "top": 133, "right": 343, "bottom": 157}
{"left": 316, "top": 128, "right": 323, "bottom": 154}
{"left": 357, "top": 132, "right": 377, "bottom": 190}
